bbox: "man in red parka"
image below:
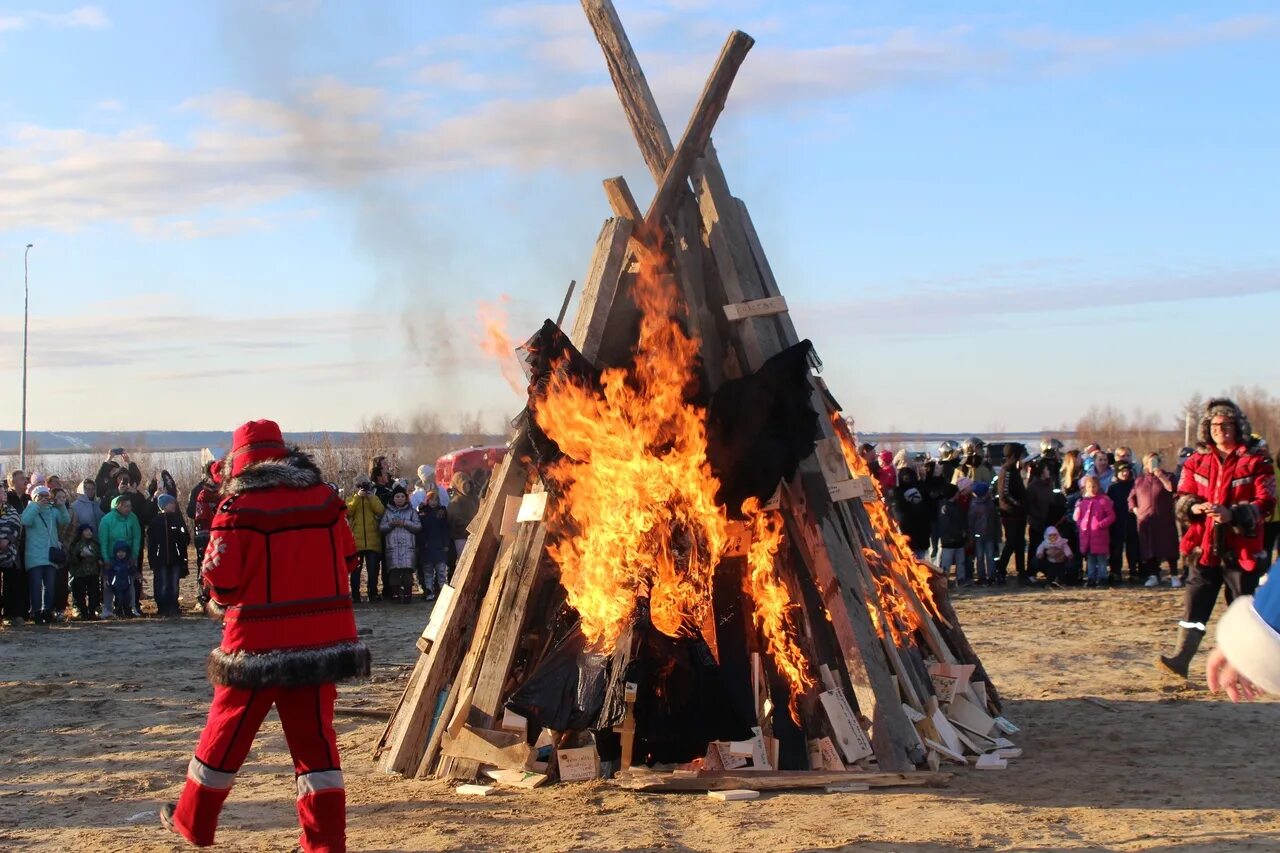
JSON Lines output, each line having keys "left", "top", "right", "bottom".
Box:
{"left": 1158, "top": 399, "right": 1276, "bottom": 678}
{"left": 161, "top": 420, "right": 369, "bottom": 851}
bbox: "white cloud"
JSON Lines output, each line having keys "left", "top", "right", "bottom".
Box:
{"left": 797, "top": 264, "right": 1280, "bottom": 337}
{"left": 3, "top": 5, "right": 110, "bottom": 31}
{"left": 3, "top": 12, "right": 1275, "bottom": 236}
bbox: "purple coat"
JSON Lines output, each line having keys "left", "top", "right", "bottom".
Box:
{"left": 1074, "top": 494, "right": 1115, "bottom": 556}
{"left": 1128, "top": 472, "right": 1179, "bottom": 562}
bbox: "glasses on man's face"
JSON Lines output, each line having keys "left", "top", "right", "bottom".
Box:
{"left": 1210, "top": 420, "right": 1232, "bottom": 430}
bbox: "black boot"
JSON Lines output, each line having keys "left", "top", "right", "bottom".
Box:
{"left": 1158, "top": 626, "right": 1205, "bottom": 678}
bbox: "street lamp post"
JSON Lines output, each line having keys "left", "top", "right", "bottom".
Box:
{"left": 21, "top": 243, "right": 32, "bottom": 471}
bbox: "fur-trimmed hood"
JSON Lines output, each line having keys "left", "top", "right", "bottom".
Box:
{"left": 1198, "top": 398, "right": 1252, "bottom": 446}
{"left": 220, "top": 449, "right": 324, "bottom": 495}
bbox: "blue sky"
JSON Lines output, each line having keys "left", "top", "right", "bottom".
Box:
{"left": 2, "top": 1, "right": 1277, "bottom": 433}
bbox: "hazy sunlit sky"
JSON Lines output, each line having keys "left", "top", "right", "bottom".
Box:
{"left": 3, "top": 1, "right": 1277, "bottom": 433}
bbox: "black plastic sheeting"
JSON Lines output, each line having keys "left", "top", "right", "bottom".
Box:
{"left": 505, "top": 610, "right": 755, "bottom": 765}
{"left": 705, "top": 340, "right": 820, "bottom": 516}
{"left": 521, "top": 319, "right": 601, "bottom": 471}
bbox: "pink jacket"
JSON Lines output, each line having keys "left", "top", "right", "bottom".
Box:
{"left": 1074, "top": 494, "right": 1116, "bottom": 556}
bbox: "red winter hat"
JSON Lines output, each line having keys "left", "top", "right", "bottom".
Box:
{"left": 228, "top": 419, "right": 289, "bottom": 477}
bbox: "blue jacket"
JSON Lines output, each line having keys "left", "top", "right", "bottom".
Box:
{"left": 21, "top": 501, "right": 70, "bottom": 570}
{"left": 1215, "top": 568, "right": 1280, "bottom": 695}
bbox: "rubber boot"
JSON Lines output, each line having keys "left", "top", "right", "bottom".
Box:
{"left": 1157, "top": 626, "right": 1204, "bottom": 678}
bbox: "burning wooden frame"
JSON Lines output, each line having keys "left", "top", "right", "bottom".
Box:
{"left": 374, "top": 0, "right": 1016, "bottom": 793}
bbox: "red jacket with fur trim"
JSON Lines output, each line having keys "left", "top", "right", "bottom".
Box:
{"left": 202, "top": 451, "right": 369, "bottom": 689}
{"left": 1176, "top": 446, "right": 1276, "bottom": 571}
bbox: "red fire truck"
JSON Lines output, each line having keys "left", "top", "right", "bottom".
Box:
{"left": 434, "top": 445, "right": 508, "bottom": 489}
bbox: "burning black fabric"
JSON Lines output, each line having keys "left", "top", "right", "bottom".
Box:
{"left": 522, "top": 320, "right": 601, "bottom": 470}
{"left": 505, "top": 626, "right": 610, "bottom": 736}
{"left": 505, "top": 604, "right": 753, "bottom": 763}
{"left": 706, "top": 340, "right": 820, "bottom": 515}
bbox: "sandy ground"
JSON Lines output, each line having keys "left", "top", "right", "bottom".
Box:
{"left": 2, "top": 579, "right": 1277, "bottom": 853}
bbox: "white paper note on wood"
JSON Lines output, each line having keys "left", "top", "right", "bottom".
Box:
{"left": 723, "top": 295, "right": 788, "bottom": 322}
{"left": 516, "top": 491, "right": 548, "bottom": 523}
{"left": 819, "top": 689, "right": 874, "bottom": 763}
{"left": 556, "top": 746, "right": 599, "bottom": 782}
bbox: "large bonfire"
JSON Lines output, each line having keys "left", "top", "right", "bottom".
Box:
{"left": 534, "top": 252, "right": 813, "bottom": 715}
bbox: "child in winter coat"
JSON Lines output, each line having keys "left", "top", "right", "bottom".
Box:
{"left": 379, "top": 485, "right": 421, "bottom": 602}
{"left": 935, "top": 484, "right": 969, "bottom": 585}
{"left": 1074, "top": 475, "right": 1116, "bottom": 588}
{"left": 1034, "top": 526, "right": 1074, "bottom": 586}
{"left": 105, "top": 540, "right": 136, "bottom": 618}
{"left": 66, "top": 524, "right": 104, "bottom": 619}
{"left": 416, "top": 487, "right": 452, "bottom": 599}
{"left": 967, "top": 482, "right": 999, "bottom": 585}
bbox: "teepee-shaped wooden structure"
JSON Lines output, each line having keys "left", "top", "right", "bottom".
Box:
{"left": 375, "top": 0, "right": 1014, "bottom": 791}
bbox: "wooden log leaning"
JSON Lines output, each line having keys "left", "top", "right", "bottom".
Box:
{"left": 570, "top": 217, "right": 635, "bottom": 363}
{"left": 436, "top": 519, "right": 550, "bottom": 780}
{"left": 641, "top": 31, "right": 753, "bottom": 238}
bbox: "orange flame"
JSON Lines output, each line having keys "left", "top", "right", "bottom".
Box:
{"left": 742, "top": 497, "right": 815, "bottom": 722}
{"left": 830, "top": 411, "right": 944, "bottom": 644}
{"left": 476, "top": 296, "right": 524, "bottom": 394}
{"left": 534, "top": 252, "right": 812, "bottom": 713}
{"left": 537, "top": 252, "right": 726, "bottom": 650}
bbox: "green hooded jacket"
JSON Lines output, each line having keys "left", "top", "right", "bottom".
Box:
{"left": 97, "top": 496, "right": 142, "bottom": 563}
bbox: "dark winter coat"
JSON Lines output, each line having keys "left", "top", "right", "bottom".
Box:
{"left": 937, "top": 499, "right": 969, "bottom": 549}
{"left": 1026, "top": 478, "right": 1067, "bottom": 531}
{"left": 148, "top": 511, "right": 191, "bottom": 571}
{"left": 67, "top": 532, "right": 103, "bottom": 580}
{"left": 1129, "top": 471, "right": 1179, "bottom": 563}
{"left": 447, "top": 491, "right": 480, "bottom": 540}
{"left": 892, "top": 468, "right": 933, "bottom": 553}
{"left": 416, "top": 502, "right": 451, "bottom": 565}
{"left": 967, "top": 493, "right": 1000, "bottom": 542}
{"left": 1106, "top": 476, "right": 1139, "bottom": 550}
{"left": 95, "top": 460, "right": 142, "bottom": 505}
{"left": 203, "top": 451, "right": 370, "bottom": 690}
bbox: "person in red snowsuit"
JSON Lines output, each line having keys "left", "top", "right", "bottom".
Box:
{"left": 161, "top": 420, "right": 370, "bottom": 852}
{"left": 1158, "top": 399, "right": 1276, "bottom": 678}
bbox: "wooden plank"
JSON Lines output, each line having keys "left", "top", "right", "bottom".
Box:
{"left": 440, "top": 725, "right": 532, "bottom": 771}
{"left": 376, "top": 444, "right": 531, "bottom": 775}
{"left": 582, "top": 0, "right": 674, "bottom": 181}
{"left": 641, "top": 31, "right": 753, "bottom": 235}
{"left": 418, "top": 510, "right": 526, "bottom": 778}
{"left": 782, "top": 480, "right": 924, "bottom": 771}
{"left": 570, "top": 216, "right": 635, "bottom": 362}
{"left": 611, "top": 769, "right": 950, "bottom": 793}
{"left": 439, "top": 520, "right": 550, "bottom": 780}
{"left": 603, "top": 176, "right": 643, "bottom": 222}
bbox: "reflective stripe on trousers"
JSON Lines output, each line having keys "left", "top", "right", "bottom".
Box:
{"left": 187, "top": 756, "right": 236, "bottom": 790}
{"left": 297, "top": 769, "right": 345, "bottom": 798}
